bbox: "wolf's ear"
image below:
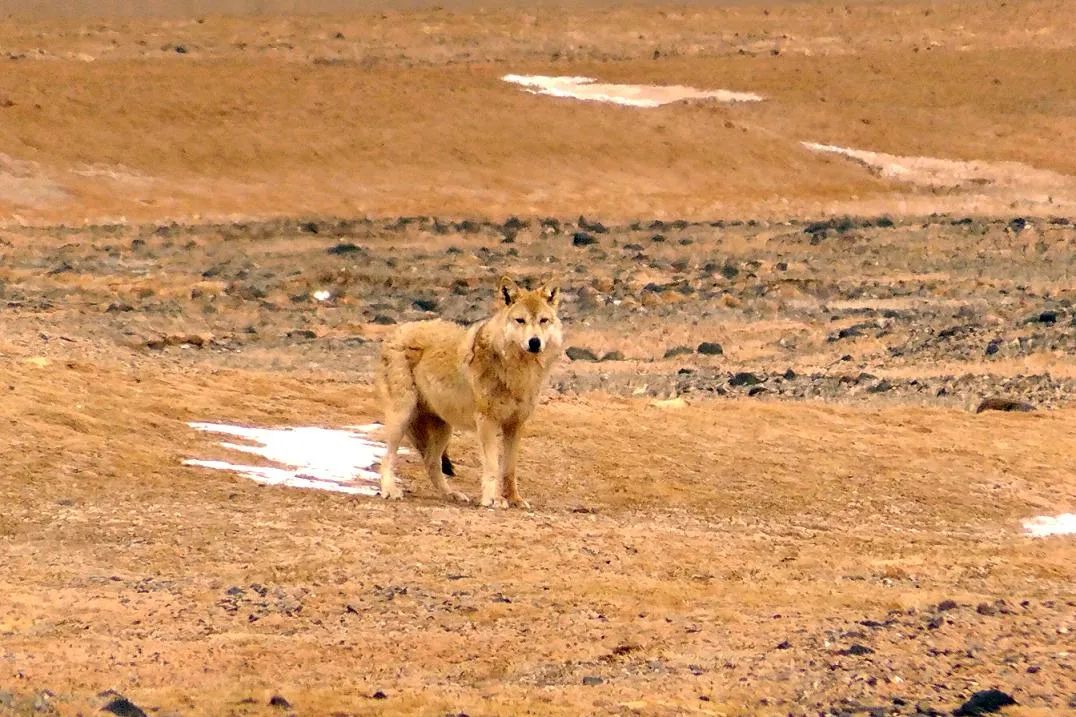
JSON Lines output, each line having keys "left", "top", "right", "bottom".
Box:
{"left": 498, "top": 275, "right": 522, "bottom": 306}
{"left": 539, "top": 279, "right": 560, "bottom": 307}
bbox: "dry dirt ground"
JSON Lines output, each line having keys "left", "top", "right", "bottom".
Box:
{"left": 1, "top": 1, "right": 1075, "bottom": 716}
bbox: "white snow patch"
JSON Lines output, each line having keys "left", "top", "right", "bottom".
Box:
{"left": 1022, "top": 513, "right": 1076, "bottom": 538}
{"left": 801, "top": 141, "right": 1075, "bottom": 193}
{"left": 183, "top": 422, "right": 400, "bottom": 495}
{"left": 502, "top": 74, "right": 763, "bottom": 107}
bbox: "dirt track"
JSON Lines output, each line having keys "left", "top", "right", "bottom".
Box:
{"left": 1, "top": 1, "right": 1074, "bottom": 715}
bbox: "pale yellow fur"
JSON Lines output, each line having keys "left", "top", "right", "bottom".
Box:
{"left": 375, "top": 276, "right": 563, "bottom": 508}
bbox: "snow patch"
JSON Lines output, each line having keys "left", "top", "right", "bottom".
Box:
{"left": 502, "top": 74, "right": 763, "bottom": 107}
{"left": 1022, "top": 513, "right": 1076, "bottom": 538}
{"left": 801, "top": 141, "right": 1075, "bottom": 193}
{"left": 183, "top": 422, "right": 400, "bottom": 495}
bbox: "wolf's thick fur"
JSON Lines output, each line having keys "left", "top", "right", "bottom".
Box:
{"left": 375, "top": 276, "right": 563, "bottom": 508}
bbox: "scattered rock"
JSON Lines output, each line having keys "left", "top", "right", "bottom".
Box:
{"left": 837, "top": 644, "right": 874, "bottom": 656}
{"left": 664, "top": 345, "right": 694, "bottom": 358}
{"left": 327, "top": 242, "right": 362, "bottom": 255}
{"left": 600, "top": 350, "right": 625, "bottom": 361}
{"left": 101, "top": 697, "right": 148, "bottom": 717}
{"left": 728, "top": 372, "right": 762, "bottom": 387}
{"left": 412, "top": 297, "right": 439, "bottom": 312}
{"left": 697, "top": 341, "right": 724, "bottom": 356}
{"left": 974, "top": 398, "right": 1034, "bottom": 413}
{"left": 565, "top": 346, "right": 599, "bottom": 361}
{"left": 268, "top": 695, "right": 291, "bottom": 708}
{"left": 952, "top": 689, "right": 1016, "bottom": 715}
{"left": 1035, "top": 310, "right": 1058, "bottom": 324}
{"left": 984, "top": 339, "right": 1001, "bottom": 356}
{"left": 581, "top": 676, "right": 604, "bottom": 686}
{"left": 578, "top": 216, "right": 608, "bottom": 233}
{"left": 370, "top": 691, "right": 387, "bottom": 700}
{"left": 572, "top": 232, "right": 598, "bottom": 247}
{"left": 371, "top": 314, "right": 397, "bottom": 325}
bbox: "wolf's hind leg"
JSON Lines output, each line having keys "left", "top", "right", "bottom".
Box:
{"left": 412, "top": 413, "right": 469, "bottom": 504}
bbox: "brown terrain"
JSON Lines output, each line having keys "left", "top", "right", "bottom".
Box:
{"left": 1, "top": 1, "right": 1074, "bottom": 716}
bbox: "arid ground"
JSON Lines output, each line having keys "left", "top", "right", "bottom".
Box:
{"left": 1, "top": 1, "right": 1074, "bottom": 716}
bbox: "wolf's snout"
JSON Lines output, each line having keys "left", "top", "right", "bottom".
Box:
{"left": 527, "top": 337, "right": 542, "bottom": 353}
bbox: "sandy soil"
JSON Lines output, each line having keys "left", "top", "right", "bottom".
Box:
{"left": 0, "top": 1, "right": 1074, "bottom": 716}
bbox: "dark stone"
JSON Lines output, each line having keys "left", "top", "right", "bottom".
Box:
{"left": 974, "top": 398, "right": 1034, "bottom": 414}
{"left": 719, "top": 264, "right": 739, "bottom": 280}
{"left": 572, "top": 232, "right": 598, "bottom": 247}
{"left": 747, "top": 386, "right": 766, "bottom": 397}
{"left": 728, "top": 372, "right": 762, "bottom": 387}
{"left": 286, "top": 329, "right": 317, "bottom": 340}
{"left": 838, "top": 644, "right": 874, "bottom": 656}
{"left": 441, "top": 454, "right": 455, "bottom": 477}
{"left": 650, "top": 234, "right": 666, "bottom": 243}
{"left": 101, "top": 698, "right": 148, "bottom": 717}
{"left": 578, "top": 216, "right": 608, "bottom": 233}
{"left": 327, "top": 242, "right": 362, "bottom": 255}
{"left": 565, "top": 346, "right": 599, "bottom": 361}
{"left": 600, "top": 351, "right": 625, "bottom": 361}
{"left": 581, "top": 676, "right": 604, "bottom": 686}
{"left": 776, "top": 640, "right": 792, "bottom": 650}
{"left": 106, "top": 302, "right": 134, "bottom": 313}
{"left": 952, "top": 689, "right": 1016, "bottom": 715}
{"left": 664, "top": 346, "right": 694, "bottom": 358}
{"left": 976, "top": 603, "right": 996, "bottom": 616}
{"left": 1008, "top": 217, "right": 1027, "bottom": 233}
{"left": 269, "top": 695, "right": 291, "bottom": 708}
{"left": 412, "top": 298, "right": 439, "bottom": 312}
{"left": 985, "top": 339, "right": 1001, "bottom": 356}
{"left": 697, "top": 342, "right": 724, "bottom": 356}
{"left": 299, "top": 221, "right": 319, "bottom": 234}
{"left": 834, "top": 325, "right": 864, "bottom": 340}
{"left": 936, "top": 599, "right": 958, "bottom": 611}
{"left": 371, "top": 314, "right": 397, "bottom": 325}
{"left": 926, "top": 616, "right": 944, "bottom": 630}
{"left": 371, "top": 691, "right": 387, "bottom": 700}
{"left": 174, "top": 44, "right": 188, "bottom": 54}
{"left": 783, "top": 368, "right": 796, "bottom": 380}
{"left": 868, "top": 380, "right": 893, "bottom": 393}
{"left": 1037, "top": 310, "right": 1058, "bottom": 324}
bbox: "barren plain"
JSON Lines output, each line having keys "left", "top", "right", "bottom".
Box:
{"left": 0, "top": 1, "right": 1074, "bottom": 715}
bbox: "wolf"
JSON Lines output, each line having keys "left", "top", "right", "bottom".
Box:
{"left": 375, "top": 276, "right": 563, "bottom": 508}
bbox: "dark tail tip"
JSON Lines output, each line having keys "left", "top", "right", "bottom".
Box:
{"left": 441, "top": 453, "right": 455, "bottom": 477}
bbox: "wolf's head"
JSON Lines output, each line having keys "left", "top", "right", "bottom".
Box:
{"left": 495, "top": 276, "right": 563, "bottom": 357}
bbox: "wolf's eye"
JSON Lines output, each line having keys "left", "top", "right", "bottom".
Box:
{"left": 539, "top": 318, "right": 550, "bottom": 325}
{"left": 515, "top": 318, "right": 526, "bottom": 324}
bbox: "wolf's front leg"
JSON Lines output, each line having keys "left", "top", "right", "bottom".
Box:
{"left": 475, "top": 415, "right": 507, "bottom": 509}
{"left": 501, "top": 425, "right": 530, "bottom": 510}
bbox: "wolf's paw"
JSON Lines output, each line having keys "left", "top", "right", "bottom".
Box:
{"left": 506, "top": 496, "right": 531, "bottom": 510}
{"left": 480, "top": 496, "right": 509, "bottom": 509}
{"left": 447, "top": 491, "right": 471, "bottom": 504}
{"left": 379, "top": 484, "right": 404, "bottom": 500}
